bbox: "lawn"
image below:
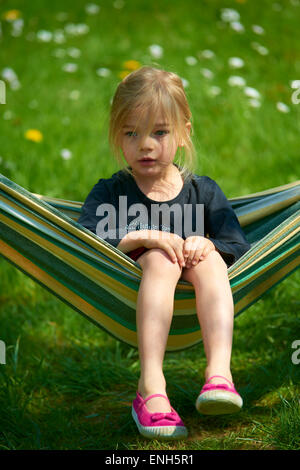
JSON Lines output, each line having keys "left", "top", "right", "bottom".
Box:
{"left": 0, "top": 0, "right": 299, "bottom": 450}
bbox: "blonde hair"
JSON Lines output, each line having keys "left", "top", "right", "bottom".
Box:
{"left": 109, "top": 66, "right": 196, "bottom": 181}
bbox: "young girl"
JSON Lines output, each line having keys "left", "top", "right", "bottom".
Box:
{"left": 78, "top": 66, "right": 251, "bottom": 440}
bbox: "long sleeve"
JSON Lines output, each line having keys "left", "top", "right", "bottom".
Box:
{"left": 204, "top": 177, "right": 251, "bottom": 267}
{"left": 77, "top": 179, "right": 122, "bottom": 248}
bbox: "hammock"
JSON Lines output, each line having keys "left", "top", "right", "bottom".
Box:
{"left": 0, "top": 174, "right": 299, "bottom": 351}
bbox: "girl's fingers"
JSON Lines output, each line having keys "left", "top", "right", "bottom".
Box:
{"left": 174, "top": 244, "right": 185, "bottom": 267}
{"left": 163, "top": 244, "right": 178, "bottom": 264}
{"left": 185, "top": 250, "right": 197, "bottom": 266}
{"left": 199, "top": 246, "right": 213, "bottom": 261}
{"left": 184, "top": 242, "right": 202, "bottom": 266}
{"left": 191, "top": 249, "right": 203, "bottom": 265}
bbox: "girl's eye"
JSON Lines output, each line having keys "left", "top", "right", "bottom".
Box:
{"left": 155, "top": 130, "right": 169, "bottom": 136}
{"left": 125, "top": 131, "right": 137, "bottom": 137}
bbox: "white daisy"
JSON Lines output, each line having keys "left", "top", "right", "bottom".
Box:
{"left": 76, "top": 24, "right": 90, "bottom": 35}
{"left": 181, "top": 78, "right": 189, "bottom": 88}
{"left": 53, "top": 30, "right": 66, "bottom": 44}
{"left": 67, "top": 47, "right": 81, "bottom": 58}
{"left": 208, "top": 86, "right": 221, "bottom": 97}
{"left": 228, "top": 75, "right": 246, "bottom": 87}
{"left": 200, "top": 49, "right": 215, "bottom": 59}
{"left": 200, "top": 68, "right": 214, "bottom": 79}
{"left": 244, "top": 87, "right": 261, "bottom": 99}
{"left": 276, "top": 102, "right": 290, "bottom": 113}
{"left": 252, "top": 25, "right": 265, "bottom": 35}
{"left": 251, "top": 42, "right": 269, "bottom": 55}
{"left": 64, "top": 23, "right": 89, "bottom": 36}
{"left": 149, "top": 44, "right": 164, "bottom": 59}
{"left": 185, "top": 56, "right": 197, "bottom": 66}
{"left": 1, "top": 67, "right": 18, "bottom": 83}
{"left": 220, "top": 8, "right": 240, "bottom": 22}
{"left": 60, "top": 149, "right": 72, "bottom": 160}
{"left": 3, "top": 110, "right": 14, "bottom": 120}
{"left": 230, "top": 21, "right": 245, "bottom": 33}
{"left": 248, "top": 98, "right": 261, "bottom": 108}
{"left": 85, "top": 3, "right": 101, "bottom": 15}
{"left": 96, "top": 67, "right": 111, "bottom": 77}
{"left": 62, "top": 63, "right": 78, "bottom": 73}
{"left": 69, "top": 90, "right": 80, "bottom": 100}
{"left": 36, "top": 30, "right": 53, "bottom": 42}
{"left": 11, "top": 18, "right": 24, "bottom": 37}
{"left": 228, "top": 57, "right": 244, "bottom": 68}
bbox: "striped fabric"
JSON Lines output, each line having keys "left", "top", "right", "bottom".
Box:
{"left": 0, "top": 174, "right": 299, "bottom": 351}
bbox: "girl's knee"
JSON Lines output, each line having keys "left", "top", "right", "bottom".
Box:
{"left": 138, "top": 248, "right": 182, "bottom": 276}
{"left": 205, "top": 250, "right": 228, "bottom": 270}
{"left": 181, "top": 250, "right": 228, "bottom": 283}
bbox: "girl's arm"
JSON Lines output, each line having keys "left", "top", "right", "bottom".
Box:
{"left": 203, "top": 177, "right": 251, "bottom": 267}
{"left": 117, "top": 230, "right": 186, "bottom": 267}
{"left": 116, "top": 230, "right": 147, "bottom": 253}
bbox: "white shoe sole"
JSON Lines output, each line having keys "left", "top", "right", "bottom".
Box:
{"left": 196, "top": 390, "right": 243, "bottom": 415}
{"left": 132, "top": 406, "right": 188, "bottom": 439}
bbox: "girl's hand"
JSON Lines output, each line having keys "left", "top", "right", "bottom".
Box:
{"left": 183, "top": 236, "right": 216, "bottom": 267}
{"left": 141, "top": 230, "right": 186, "bottom": 267}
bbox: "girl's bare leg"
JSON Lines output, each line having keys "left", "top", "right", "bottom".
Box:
{"left": 136, "top": 249, "right": 182, "bottom": 413}
{"left": 181, "top": 250, "right": 234, "bottom": 386}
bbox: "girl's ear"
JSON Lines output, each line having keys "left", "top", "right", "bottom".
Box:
{"left": 179, "top": 121, "right": 192, "bottom": 147}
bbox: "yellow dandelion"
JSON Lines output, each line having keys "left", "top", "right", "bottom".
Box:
{"left": 24, "top": 129, "right": 43, "bottom": 143}
{"left": 2, "top": 9, "right": 21, "bottom": 21}
{"left": 122, "top": 60, "right": 141, "bottom": 71}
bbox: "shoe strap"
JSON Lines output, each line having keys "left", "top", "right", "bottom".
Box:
{"left": 206, "top": 375, "right": 234, "bottom": 386}
{"left": 142, "top": 393, "right": 170, "bottom": 405}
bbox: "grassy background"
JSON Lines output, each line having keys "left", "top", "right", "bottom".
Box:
{"left": 0, "top": 0, "right": 299, "bottom": 450}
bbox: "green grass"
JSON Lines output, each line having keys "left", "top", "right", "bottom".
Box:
{"left": 0, "top": 0, "right": 299, "bottom": 450}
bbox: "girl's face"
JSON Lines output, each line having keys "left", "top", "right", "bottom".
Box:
{"left": 120, "top": 109, "right": 181, "bottom": 180}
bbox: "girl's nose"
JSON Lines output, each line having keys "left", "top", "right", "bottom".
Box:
{"left": 139, "top": 134, "right": 154, "bottom": 150}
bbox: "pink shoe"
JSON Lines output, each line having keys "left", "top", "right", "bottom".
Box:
{"left": 195, "top": 375, "right": 243, "bottom": 415}
{"left": 132, "top": 392, "right": 188, "bottom": 439}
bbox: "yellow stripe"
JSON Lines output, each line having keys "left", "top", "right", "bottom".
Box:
{"left": 238, "top": 194, "right": 300, "bottom": 226}
{"left": 2, "top": 210, "right": 298, "bottom": 316}
{"left": 229, "top": 181, "right": 300, "bottom": 200}
{"left": 0, "top": 239, "right": 203, "bottom": 351}
{"left": 0, "top": 194, "right": 125, "bottom": 275}
{"left": 0, "top": 182, "right": 142, "bottom": 276}
{"left": 0, "top": 212, "right": 197, "bottom": 315}
{"left": 0, "top": 239, "right": 141, "bottom": 345}
{"left": 233, "top": 255, "right": 300, "bottom": 313}
{"left": 0, "top": 212, "right": 140, "bottom": 305}
{"left": 229, "top": 217, "right": 300, "bottom": 278}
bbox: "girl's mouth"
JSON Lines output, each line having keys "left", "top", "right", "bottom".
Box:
{"left": 138, "top": 158, "right": 156, "bottom": 165}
